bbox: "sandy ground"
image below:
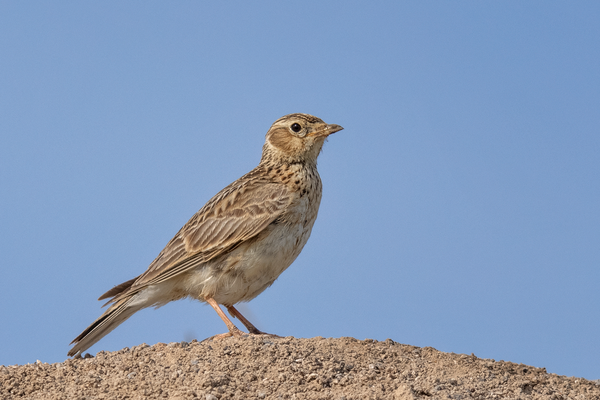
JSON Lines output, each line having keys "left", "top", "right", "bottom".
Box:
{"left": 2, "top": 336, "right": 599, "bottom": 399}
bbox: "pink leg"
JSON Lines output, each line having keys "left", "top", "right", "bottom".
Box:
{"left": 226, "top": 305, "right": 263, "bottom": 334}
{"left": 205, "top": 297, "right": 244, "bottom": 338}
{"left": 227, "top": 305, "right": 282, "bottom": 338}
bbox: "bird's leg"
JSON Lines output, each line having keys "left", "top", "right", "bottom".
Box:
{"left": 226, "top": 305, "right": 263, "bottom": 334}
{"left": 227, "top": 305, "right": 282, "bottom": 338}
{"left": 205, "top": 297, "right": 245, "bottom": 339}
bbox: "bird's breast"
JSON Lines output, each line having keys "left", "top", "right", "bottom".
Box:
{"left": 190, "top": 187, "right": 322, "bottom": 305}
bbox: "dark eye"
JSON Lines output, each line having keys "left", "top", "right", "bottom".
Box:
{"left": 290, "top": 123, "right": 302, "bottom": 133}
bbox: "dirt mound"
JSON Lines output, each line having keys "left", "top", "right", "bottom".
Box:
{"left": 2, "top": 336, "right": 599, "bottom": 399}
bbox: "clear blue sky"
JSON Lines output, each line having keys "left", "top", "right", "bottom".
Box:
{"left": 1, "top": 2, "right": 598, "bottom": 379}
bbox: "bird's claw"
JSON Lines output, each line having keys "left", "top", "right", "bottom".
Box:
{"left": 200, "top": 330, "right": 282, "bottom": 343}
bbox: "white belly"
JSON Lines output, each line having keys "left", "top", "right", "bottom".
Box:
{"left": 218, "top": 221, "right": 312, "bottom": 303}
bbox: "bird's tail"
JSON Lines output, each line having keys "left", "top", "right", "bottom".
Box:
{"left": 68, "top": 297, "right": 143, "bottom": 357}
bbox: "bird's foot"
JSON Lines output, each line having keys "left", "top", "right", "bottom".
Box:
{"left": 200, "top": 329, "right": 282, "bottom": 342}
{"left": 248, "top": 331, "right": 283, "bottom": 339}
{"left": 201, "top": 327, "right": 248, "bottom": 342}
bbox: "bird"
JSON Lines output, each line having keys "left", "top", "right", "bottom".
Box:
{"left": 68, "top": 113, "right": 343, "bottom": 357}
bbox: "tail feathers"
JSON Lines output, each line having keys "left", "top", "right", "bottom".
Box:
{"left": 68, "top": 298, "right": 142, "bottom": 357}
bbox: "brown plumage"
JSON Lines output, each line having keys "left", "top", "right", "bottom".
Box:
{"left": 68, "top": 113, "right": 342, "bottom": 357}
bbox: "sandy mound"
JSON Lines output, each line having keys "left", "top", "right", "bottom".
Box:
{"left": 2, "top": 336, "right": 598, "bottom": 399}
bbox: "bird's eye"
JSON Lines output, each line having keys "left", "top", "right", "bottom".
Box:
{"left": 290, "top": 123, "right": 302, "bottom": 133}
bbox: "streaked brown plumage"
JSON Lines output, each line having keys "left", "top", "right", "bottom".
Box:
{"left": 68, "top": 113, "right": 342, "bottom": 357}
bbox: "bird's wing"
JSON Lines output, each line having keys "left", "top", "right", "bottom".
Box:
{"left": 107, "top": 174, "right": 291, "bottom": 301}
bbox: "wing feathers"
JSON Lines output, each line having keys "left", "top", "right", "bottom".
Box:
{"left": 98, "top": 277, "right": 137, "bottom": 301}
{"left": 113, "top": 177, "right": 291, "bottom": 300}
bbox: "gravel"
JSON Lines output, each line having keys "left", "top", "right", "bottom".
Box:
{"left": 2, "top": 336, "right": 598, "bottom": 399}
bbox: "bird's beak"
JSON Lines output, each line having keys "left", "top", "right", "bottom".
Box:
{"left": 310, "top": 123, "right": 344, "bottom": 137}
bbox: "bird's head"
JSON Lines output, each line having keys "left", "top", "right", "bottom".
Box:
{"left": 261, "top": 113, "right": 343, "bottom": 164}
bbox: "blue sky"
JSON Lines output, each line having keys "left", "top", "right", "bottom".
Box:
{"left": 1, "top": 2, "right": 599, "bottom": 379}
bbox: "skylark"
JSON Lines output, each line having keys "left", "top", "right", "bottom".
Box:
{"left": 68, "top": 113, "right": 343, "bottom": 357}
